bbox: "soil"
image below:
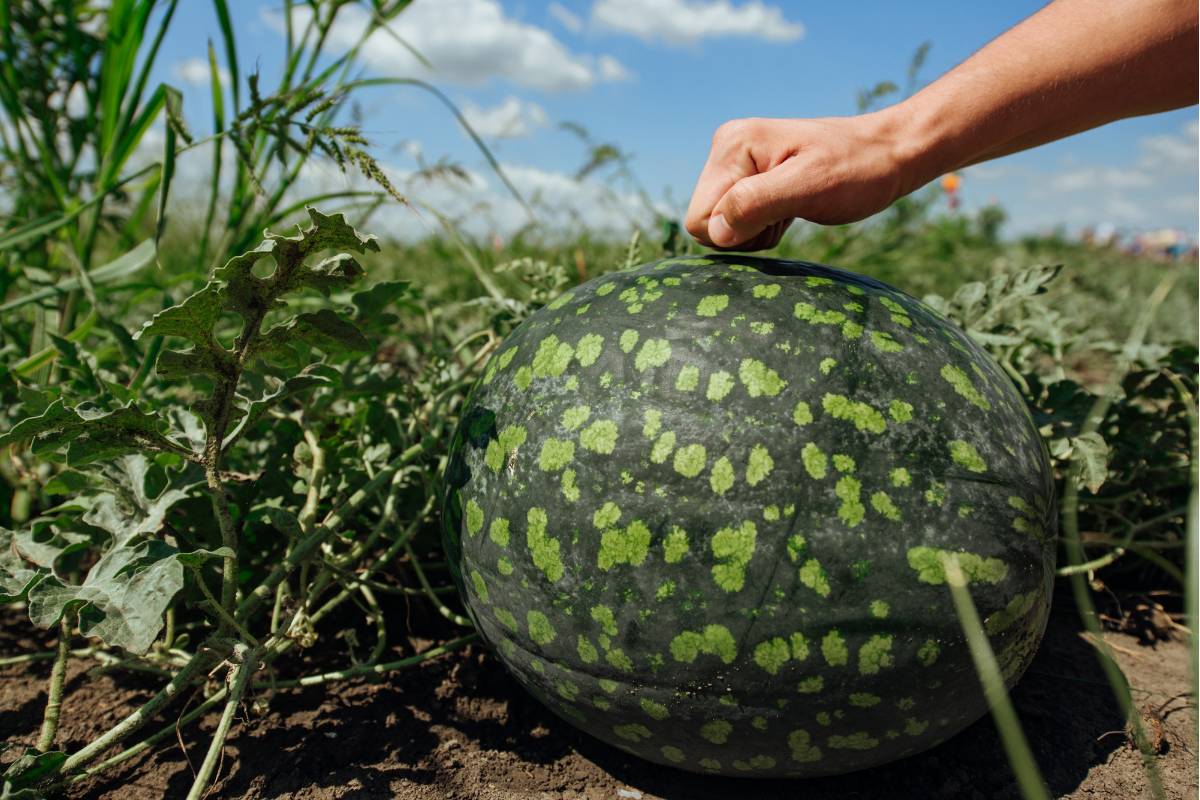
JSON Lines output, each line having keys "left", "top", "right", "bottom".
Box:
{"left": 2, "top": 588, "right": 1195, "bottom": 800}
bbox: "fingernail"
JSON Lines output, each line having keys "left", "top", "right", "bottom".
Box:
{"left": 709, "top": 213, "right": 735, "bottom": 245}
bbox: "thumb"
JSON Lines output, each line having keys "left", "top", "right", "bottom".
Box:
{"left": 709, "top": 163, "right": 800, "bottom": 248}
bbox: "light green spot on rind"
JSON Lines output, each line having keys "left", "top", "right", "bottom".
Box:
{"left": 661, "top": 745, "right": 686, "bottom": 763}
{"left": 527, "top": 610, "right": 556, "bottom": 646}
{"left": 525, "top": 508, "right": 564, "bottom": 582}
{"left": 829, "top": 732, "right": 879, "bottom": 750}
{"left": 676, "top": 365, "right": 700, "bottom": 391}
{"left": 711, "top": 520, "right": 756, "bottom": 592}
{"left": 640, "top": 698, "right": 670, "bottom": 720}
{"left": 663, "top": 527, "right": 689, "bottom": 563}
{"left": 793, "top": 401, "right": 813, "bottom": 426}
{"left": 753, "top": 638, "right": 790, "bottom": 675}
{"left": 746, "top": 444, "right": 773, "bottom": 486}
{"left": 580, "top": 420, "right": 618, "bottom": 454}
{"left": 577, "top": 635, "right": 598, "bottom": 663}
{"left": 613, "top": 723, "right": 652, "bottom": 742}
{"left": 950, "top": 440, "right": 988, "bottom": 473}
{"left": 470, "top": 570, "right": 489, "bottom": 603}
{"left": 635, "top": 338, "right": 672, "bottom": 372}
{"left": 598, "top": 520, "right": 652, "bottom": 570}
{"left": 869, "top": 330, "right": 904, "bottom": 353}
{"left": 870, "top": 491, "right": 901, "bottom": 521}
{"left": 650, "top": 431, "right": 676, "bottom": 464}
{"left": 889, "top": 399, "right": 914, "bottom": 422}
{"left": 488, "top": 518, "right": 510, "bottom": 546}
{"left": 941, "top": 364, "right": 992, "bottom": 410}
{"left": 821, "top": 630, "right": 848, "bottom": 666}
{"left": 532, "top": 335, "right": 574, "bottom": 378}
{"left": 907, "top": 546, "right": 1008, "bottom": 585}
{"left": 673, "top": 444, "right": 707, "bottom": 478}
{"left": 591, "top": 605, "right": 618, "bottom": 636}
{"left": 835, "top": 476, "right": 865, "bottom": 527}
{"left": 710, "top": 456, "right": 734, "bottom": 495}
{"left": 822, "top": 394, "right": 886, "bottom": 434}
{"left": 670, "top": 624, "right": 737, "bottom": 664}
{"left": 706, "top": 371, "right": 735, "bottom": 401}
{"left": 561, "top": 405, "right": 591, "bottom": 431}
{"left": 700, "top": 719, "right": 733, "bottom": 744}
{"left": 538, "top": 438, "right": 575, "bottom": 472}
{"left": 799, "top": 559, "right": 831, "bottom": 597}
{"left": 858, "top": 634, "right": 894, "bottom": 675}
{"left": 802, "top": 443, "right": 827, "bottom": 479}
{"left": 619, "top": 329, "right": 639, "bottom": 353}
{"left": 697, "top": 294, "right": 729, "bottom": 317}
{"left": 465, "top": 499, "right": 484, "bottom": 535}
{"left": 575, "top": 333, "right": 603, "bottom": 366}
{"left": 739, "top": 358, "right": 787, "bottom": 397}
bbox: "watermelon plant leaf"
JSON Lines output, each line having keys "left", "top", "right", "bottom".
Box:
{"left": 283, "top": 253, "right": 365, "bottom": 296}
{"left": 14, "top": 523, "right": 91, "bottom": 571}
{"left": 27, "top": 543, "right": 230, "bottom": 655}
{"left": 134, "top": 283, "right": 226, "bottom": 349}
{"left": 224, "top": 368, "right": 335, "bottom": 446}
{"left": 1, "top": 748, "right": 67, "bottom": 793}
{"left": 0, "top": 528, "right": 45, "bottom": 603}
{"left": 351, "top": 279, "right": 414, "bottom": 319}
{"left": 256, "top": 309, "right": 373, "bottom": 360}
{"left": 1069, "top": 431, "right": 1110, "bottom": 494}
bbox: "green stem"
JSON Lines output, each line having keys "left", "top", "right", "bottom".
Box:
{"left": 943, "top": 556, "right": 1050, "bottom": 800}
{"left": 254, "top": 634, "right": 477, "bottom": 689}
{"left": 404, "top": 542, "right": 472, "bottom": 627}
{"left": 1061, "top": 272, "right": 1176, "bottom": 800}
{"left": 185, "top": 644, "right": 256, "bottom": 800}
{"left": 60, "top": 650, "right": 212, "bottom": 775}
{"left": 236, "top": 441, "right": 428, "bottom": 625}
{"left": 36, "top": 613, "right": 73, "bottom": 752}
{"left": 64, "top": 688, "right": 228, "bottom": 787}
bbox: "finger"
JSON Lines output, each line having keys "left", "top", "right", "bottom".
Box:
{"left": 709, "top": 161, "right": 802, "bottom": 248}
{"left": 685, "top": 133, "right": 757, "bottom": 246}
{"left": 712, "top": 218, "right": 793, "bottom": 253}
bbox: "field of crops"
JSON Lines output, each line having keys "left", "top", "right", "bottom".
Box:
{"left": 1, "top": 3, "right": 1196, "bottom": 800}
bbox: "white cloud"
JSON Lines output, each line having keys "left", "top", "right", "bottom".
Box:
{"left": 1050, "top": 120, "right": 1197, "bottom": 192}
{"left": 292, "top": 153, "right": 661, "bottom": 241}
{"left": 1136, "top": 121, "right": 1198, "bottom": 170}
{"left": 548, "top": 2, "right": 583, "bottom": 33}
{"left": 1050, "top": 166, "right": 1153, "bottom": 192}
{"left": 172, "top": 57, "right": 229, "bottom": 87}
{"left": 591, "top": 0, "right": 804, "bottom": 44}
{"left": 263, "top": 1, "right": 629, "bottom": 93}
{"left": 597, "top": 54, "right": 634, "bottom": 81}
{"left": 461, "top": 96, "right": 548, "bottom": 139}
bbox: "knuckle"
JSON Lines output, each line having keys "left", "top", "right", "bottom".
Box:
{"left": 713, "top": 118, "right": 751, "bottom": 145}
{"left": 722, "top": 182, "right": 756, "bottom": 223}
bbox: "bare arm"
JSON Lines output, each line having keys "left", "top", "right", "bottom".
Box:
{"left": 686, "top": 0, "right": 1198, "bottom": 251}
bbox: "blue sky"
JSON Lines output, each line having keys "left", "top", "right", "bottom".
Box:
{"left": 160, "top": 1, "right": 1198, "bottom": 240}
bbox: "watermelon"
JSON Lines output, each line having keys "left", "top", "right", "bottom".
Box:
{"left": 442, "top": 255, "right": 1055, "bottom": 777}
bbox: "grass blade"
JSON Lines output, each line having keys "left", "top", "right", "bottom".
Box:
{"left": 0, "top": 240, "right": 156, "bottom": 313}
{"left": 943, "top": 554, "right": 1050, "bottom": 800}
{"left": 211, "top": 0, "right": 240, "bottom": 113}
{"left": 345, "top": 77, "right": 534, "bottom": 222}
{"left": 154, "top": 86, "right": 184, "bottom": 260}
{"left": 1061, "top": 270, "right": 1179, "bottom": 800}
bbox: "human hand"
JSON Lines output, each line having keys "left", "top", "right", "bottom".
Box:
{"left": 684, "top": 113, "right": 914, "bottom": 251}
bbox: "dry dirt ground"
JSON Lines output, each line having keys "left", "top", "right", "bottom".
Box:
{"left": 2, "top": 589, "right": 1195, "bottom": 800}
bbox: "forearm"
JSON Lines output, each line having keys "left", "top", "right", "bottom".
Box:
{"left": 884, "top": 0, "right": 1198, "bottom": 193}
